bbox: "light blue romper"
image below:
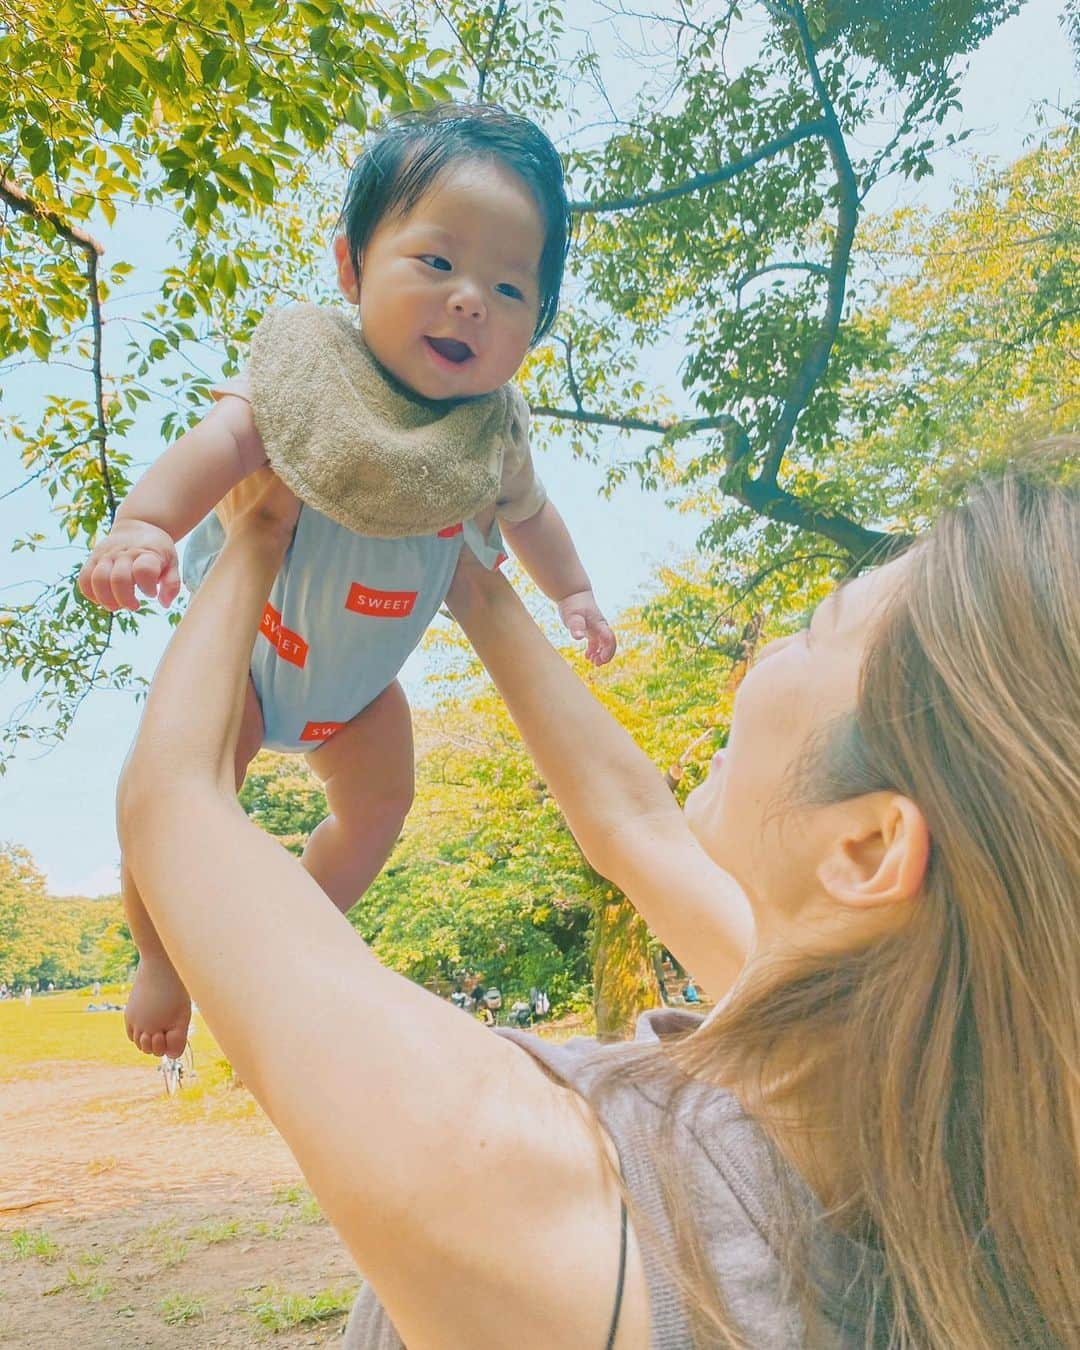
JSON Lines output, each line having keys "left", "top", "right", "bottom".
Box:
{"left": 183, "top": 509, "right": 504, "bottom": 753}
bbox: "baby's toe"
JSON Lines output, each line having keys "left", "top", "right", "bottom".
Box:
{"left": 163, "top": 1024, "right": 187, "bottom": 1059}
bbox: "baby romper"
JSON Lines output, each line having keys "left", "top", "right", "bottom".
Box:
{"left": 182, "top": 376, "right": 545, "bottom": 753}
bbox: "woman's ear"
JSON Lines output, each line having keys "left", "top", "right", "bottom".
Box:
{"left": 816, "top": 794, "right": 930, "bottom": 913}
{"left": 334, "top": 235, "right": 360, "bottom": 305}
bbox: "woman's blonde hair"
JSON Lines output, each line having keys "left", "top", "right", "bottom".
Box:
{"left": 624, "top": 452, "right": 1080, "bottom": 1347}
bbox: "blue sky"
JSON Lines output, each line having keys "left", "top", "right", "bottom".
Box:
{"left": 1, "top": 2, "right": 1075, "bottom": 896}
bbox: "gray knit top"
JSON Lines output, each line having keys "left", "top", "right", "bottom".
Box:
{"left": 343, "top": 1009, "right": 878, "bottom": 1348}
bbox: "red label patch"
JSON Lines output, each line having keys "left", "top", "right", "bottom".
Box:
{"left": 495, "top": 551, "right": 508, "bottom": 569}
{"left": 260, "top": 602, "right": 309, "bottom": 669}
{"left": 345, "top": 582, "right": 418, "bottom": 618}
{"left": 300, "top": 721, "right": 344, "bottom": 743}
{"left": 437, "top": 522, "right": 464, "bottom": 538}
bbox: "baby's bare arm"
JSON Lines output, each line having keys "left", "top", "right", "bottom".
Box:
{"left": 116, "top": 395, "right": 267, "bottom": 540}
{"left": 502, "top": 501, "right": 617, "bottom": 665}
{"left": 80, "top": 397, "right": 266, "bottom": 611}
{"left": 501, "top": 499, "right": 590, "bottom": 601}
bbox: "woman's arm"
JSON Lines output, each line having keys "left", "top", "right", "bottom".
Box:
{"left": 446, "top": 554, "right": 753, "bottom": 1001}
{"left": 118, "top": 472, "right": 648, "bottom": 1349}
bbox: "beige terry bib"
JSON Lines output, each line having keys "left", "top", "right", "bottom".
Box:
{"left": 248, "top": 304, "right": 527, "bottom": 538}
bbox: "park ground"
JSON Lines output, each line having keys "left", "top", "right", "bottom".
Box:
{"left": 1, "top": 987, "right": 590, "bottom": 1347}
{"left": 1, "top": 989, "right": 367, "bottom": 1347}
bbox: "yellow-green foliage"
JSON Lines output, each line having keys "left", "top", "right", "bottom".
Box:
{"left": 0, "top": 845, "right": 124, "bottom": 990}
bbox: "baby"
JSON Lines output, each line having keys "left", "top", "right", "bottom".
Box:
{"left": 79, "top": 104, "right": 616, "bottom": 1058}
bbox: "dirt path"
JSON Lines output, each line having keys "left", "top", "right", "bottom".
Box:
{"left": 0, "top": 1061, "right": 360, "bottom": 1347}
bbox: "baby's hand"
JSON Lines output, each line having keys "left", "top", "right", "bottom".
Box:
{"left": 557, "top": 590, "right": 617, "bottom": 666}
{"left": 78, "top": 520, "right": 180, "bottom": 612}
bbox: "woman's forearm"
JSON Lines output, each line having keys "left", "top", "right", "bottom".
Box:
{"left": 124, "top": 520, "right": 289, "bottom": 794}
{"left": 446, "top": 564, "right": 677, "bottom": 877}
{"left": 447, "top": 563, "right": 753, "bottom": 993}
{"left": 113, "top": 506, "right": 643, "bottom": 1346}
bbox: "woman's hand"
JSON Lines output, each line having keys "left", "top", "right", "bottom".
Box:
{"left": 213, "top": 467, "right": 301, "bottom": 542}
{"left": 446, "top": 534, "right": 501, "bottom": 615}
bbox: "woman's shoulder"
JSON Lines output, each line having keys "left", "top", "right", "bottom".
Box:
{"left": 499, "top": 1011, "right": 875, "bottom": 1349}
{"left": 499, "top": 1009, "right": 771, "bottom": 1185}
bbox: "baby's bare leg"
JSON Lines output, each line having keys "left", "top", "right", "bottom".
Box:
{"left": 121, "top": 677, "right": 264, "bottom": 1057}
{"left": 302, "top": 680, "right": 414, "bottom": 914}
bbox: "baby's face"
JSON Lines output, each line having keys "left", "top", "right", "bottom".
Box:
{"left": 339, "top": 159, "right": 545, "bottom": 401}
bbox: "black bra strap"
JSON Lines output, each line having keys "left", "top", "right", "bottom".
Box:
{"left": 604, "top": 1198, "right": 629, "bottom": 1350}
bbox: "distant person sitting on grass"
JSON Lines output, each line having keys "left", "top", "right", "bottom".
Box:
{"left": 118, "top": 453, "right": 1079, "bottom": 1348}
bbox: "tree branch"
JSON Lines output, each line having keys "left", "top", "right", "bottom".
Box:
{"left": 1, "top": 178, "right": 104, "bottom": 255}
{"left": 1, "top": 179, "right": 116, "bottom": 522}
{"left": 732, "top": 471, "right": 910, "bottom": 564}
{"left": 758, "top": 3, "right": 858, "bottom": 487}
{"left": 529, "top": 403, "right": 741, "bottom": 440}
{"left": 86, "top": 250, "right": 118, "bottom": 524}
{"left": 531, "top": 400, "right": 906, "bottom": 560}
{"left": 568, "top": 119, "right": 827, "bottom": 215}
{"left": 694, "top": 550, "right": 849, "bottom": 649}
{"left": 476, "top": 0, "right": 509, "bottom": 103}
{"left": 734, "top": 259, "right": 830, "bottom": 307}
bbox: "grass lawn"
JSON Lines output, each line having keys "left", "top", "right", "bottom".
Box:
{"left": 0, "top": 987, "right": 243, "bottom": 1110}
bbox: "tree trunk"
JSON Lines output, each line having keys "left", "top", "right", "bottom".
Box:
{"left": 591, "top": 891, "right": 662, "bottom": 1040}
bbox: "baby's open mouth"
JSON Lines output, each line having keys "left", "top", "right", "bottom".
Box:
{"left": 425, "top": 336, "right": 474, "bottom": 364}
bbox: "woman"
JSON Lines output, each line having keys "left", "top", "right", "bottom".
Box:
{"left": 118, "top": 457, "right": 1078, "bottom": 1347}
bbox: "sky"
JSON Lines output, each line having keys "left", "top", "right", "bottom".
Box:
{"left": 1, "top": 1, "right": 1075, "bottom": 897}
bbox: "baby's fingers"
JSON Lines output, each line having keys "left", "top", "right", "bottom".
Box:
{"left": 83, "top": 557, "right": 122, "bottom": 612}
{"left": 587, "top": 620, "right": 617, "bottom": 667}
{"left": 157, "top": 553, "right": 181, "bottom": 609}
{"left": 132, "top": 550, "right": 164, "bottom": 598}
{"left": 77, "top": 557, "right": 97, "bottom": 604}
{"left": 107, "top": 554, "right": 140, "bottom": 611}
{"left": 132, "top": 549, "right": 179, "bottom": 607}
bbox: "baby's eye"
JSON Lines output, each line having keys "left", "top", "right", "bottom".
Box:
{"left": 495, "top": 282, "right": 524, "bottom": 300}
{"left": 419, "top": 254, "right": 452, "bottom": 271}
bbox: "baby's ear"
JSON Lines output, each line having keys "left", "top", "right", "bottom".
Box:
{"left": 333, "top": 236, "right": 360, "bottom": 304}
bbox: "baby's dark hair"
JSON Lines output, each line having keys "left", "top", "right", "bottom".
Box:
{"left": 337, "top": 103, "right": 570, "bottom": 343}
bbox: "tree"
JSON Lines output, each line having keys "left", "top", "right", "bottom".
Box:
{"left": 0, "top": 842, "right": 123, "bottom": 987}
{"left": 238, "top": 751, "right": 328, "bottom": 855}
{"left": 1, "top": 0, "right": 1045, "bottom": 766}
{"left": 0, "top": 0, "right": 460, "bottom": 761}
{"left": 509, "top": 0, "right": 1024, "bottom": 564}
{"left": 0, "top": 844, "right": 50, "bottom": 988}
{"left": 842, "top": 129, "right": 1079, "bottom": 527}
{"left": 4, "top": 2, "right": 1068, "bottom": 1025}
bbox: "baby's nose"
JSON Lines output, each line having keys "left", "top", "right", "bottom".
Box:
{"left": 450, "top": 287, "right": 485, "bottom": 321}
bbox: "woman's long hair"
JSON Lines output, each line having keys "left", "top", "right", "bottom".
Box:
{"left": 619, "top": 454, "right": 1079, "bottom": 1347}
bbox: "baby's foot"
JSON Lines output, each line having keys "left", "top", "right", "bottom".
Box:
{"left": 125, "top": 957, "right": 191, "bottom": 1058}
